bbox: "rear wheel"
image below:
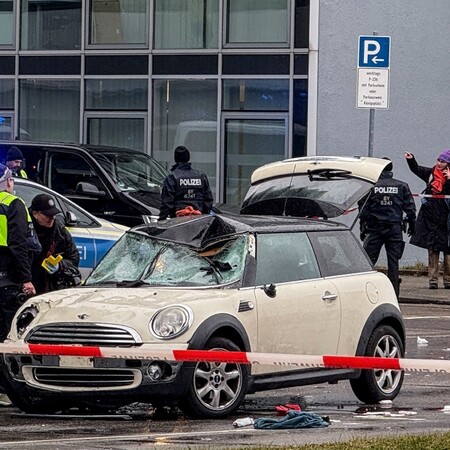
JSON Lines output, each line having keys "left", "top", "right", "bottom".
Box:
{"left": 350, "top": 325, "right": 404, "bottom": 403}
{"left": 178, "top": 337, "right": 248, "bottom": 419}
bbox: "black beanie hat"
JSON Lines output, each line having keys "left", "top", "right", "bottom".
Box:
{"left": 174, "top": 146, "right": 190, "bottom": 163}
{"left": 6, "top": 146, "right": 24, "bottom": 162}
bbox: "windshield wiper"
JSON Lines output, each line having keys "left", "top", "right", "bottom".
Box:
{"left": 116, "top": 280, "right": 148, "bottom": 288}
{"left": 199, "top": 259, "right": 232, "bottom": 283}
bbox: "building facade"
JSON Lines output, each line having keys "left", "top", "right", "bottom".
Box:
{"left": 0, "top": 0, "right": 312, "bottom": 206}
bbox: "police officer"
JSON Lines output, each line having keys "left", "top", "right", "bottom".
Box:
{"left": 159, "top": 146, "right": 214, "bottom": 220}
{"left": 0, "top": 164, "right": 36, "bottom": 342}
{"left": 4, "top": 146, "right": 28, "bottom": 178}
{"left": 359, "top": 158, "right": 416, "bottom": 297}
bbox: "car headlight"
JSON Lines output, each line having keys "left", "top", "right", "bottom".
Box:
{"left": 16, "top": 305, "right": 39, "bottom": 338}
{"left": 150, "top": 305, "right": 193, "bottom": 340}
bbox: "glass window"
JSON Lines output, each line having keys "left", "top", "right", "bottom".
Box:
{"left": 154, "top": 0, "right": 219, "bottom": 49}
{"left": 310, "top": 231, "right": 373, "bottom": 277}
{"left": 255, "top": 232, "right": 320, "bottom": 285}
{"left": 223, "top": 79, "right": 289, "bottom": 111}
{"left": 21, "top": 0, "right": 81, "bottom": 50}
{"left": 224, "top": 118, "right": 286, "bottom": 206}
{"left": 86, "top": 234, "right": 248, "bottom": 287}
{"left": 0, "top": 1, "right": 14, "bottom": 46}
{"left": 0, "top": 115, "right": 13, "bottom": 140}
{"left": 89, "top": 0, "right": 147, "bottom": 46}
{"left": 294, "top": 0, "right": 309, "bottom": 48}
{"left": 13, "top": 181, "right": 98, "bottom": 227}
{"left": 293, "top": 79, "right": 308, "bottom": 157}
{"left": 226, "top": 0, "right": 288, "bottom": 45}
{"left": 85, "top": 79, "right": 148, "bottom": 110}
{"left": 49, "top": 153, "right": 107, "bottom": 196}
{"left": 19, "top": 79, "right": 80, "bottom": 142}
{"left": 0, "top": 79, "right": 14, "bottom": 109}
{"left": 87, "top": 117, "right": 145, "bottom": 151}
{"left": 152, "top": 79, "right": 218, "bottom": 191}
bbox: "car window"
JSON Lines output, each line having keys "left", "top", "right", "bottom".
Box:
{"left": 14, "top": 181, "right": 98, "bottom": 228}
{"left": 92, "top": 151, "right": 166, "bottom": 193}
{"left": 255, "top": 232, "right": 320, "bottom": 285}
{"left": 86, "top": 233, "right": 248, "bottom": 287}
{"left": 49, "top": 153, "right": 108, "bottom": 196}
{"left": 309, "top": 230, "right": 372, "bottom": 277}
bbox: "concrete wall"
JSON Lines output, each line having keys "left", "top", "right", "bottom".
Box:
{"left": 316, "top": 0, "right": 450, "bottom": 265}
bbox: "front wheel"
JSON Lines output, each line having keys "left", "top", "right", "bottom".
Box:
{"left": 178, "top": 337, "right": 248, "bottom": 419}
{"left": 350, "top": 324, "right": 404, "bottom": 403}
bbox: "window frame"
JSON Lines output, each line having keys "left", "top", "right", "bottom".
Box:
{"left": 0, "top": 0, "right": 15, "bottom": 48}
{"left": 223, "top": 0, "right": 291, "bottom": 49}
{"left": 86, "top": 0, "right": 149, "bottom": 49}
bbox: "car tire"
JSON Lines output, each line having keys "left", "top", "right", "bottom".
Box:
{"left": 350, "top": 324, "right": 404, "bottom": 403}
{"left": 178, "top": 337, "right": 248, "bottom": 419}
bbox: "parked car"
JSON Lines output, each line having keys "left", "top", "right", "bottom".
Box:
{"left": 0, "top": 141, "right": 168, "bottom": 227}
{"left": 13, "top": 178, "right": 128, "bottom": 278}
{"left": 1, "top": 156, "right": 404, "bottom": 418}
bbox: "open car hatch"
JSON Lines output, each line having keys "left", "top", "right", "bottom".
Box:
{"left": 240, "top": 156, "right": 392, "bottom": 220}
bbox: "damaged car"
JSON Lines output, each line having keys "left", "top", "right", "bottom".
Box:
{"left": 1, "top": 156, "right": 405, "bottom": 418}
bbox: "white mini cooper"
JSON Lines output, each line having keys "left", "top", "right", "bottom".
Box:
{"left": 1, "top": 156, "right": 405, "bottom": 418}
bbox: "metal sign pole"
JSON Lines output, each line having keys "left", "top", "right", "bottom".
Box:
{"left": 367, "top": 31, "right": 377, "bottom": 157}
{"left": 368, "top": 107, "right": 375, "bottom": 157}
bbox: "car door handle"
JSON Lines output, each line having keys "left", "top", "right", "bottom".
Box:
{"left": 322, "top": 291, "right": 338, "bottom": 302}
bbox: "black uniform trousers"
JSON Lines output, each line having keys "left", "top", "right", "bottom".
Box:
{"left": 0, "top": 283, "right": 21, "bottom": 342}
{"left": 363, "top": 222, "right": 404, "bottom": 297}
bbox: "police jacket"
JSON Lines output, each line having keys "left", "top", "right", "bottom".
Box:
{"left": 0, "top": 191, "right": 33, "bottom": 286}
{"left": 359, "top": 170, "right": 416, "bottom": 225}
{"left": 31, "top": 217, "right": 80, "bottom": 294}
{"left": 159, "top": 163, "right": 214, "bottom": 220}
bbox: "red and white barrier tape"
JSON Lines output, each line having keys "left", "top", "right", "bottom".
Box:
{"left": 1, "top": 343, "right": 450, "bottom": 374}
{"left": 413, "top": 193, "right": 450, "bottom": 199}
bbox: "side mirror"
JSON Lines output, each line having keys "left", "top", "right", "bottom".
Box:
{"left": 263, "top": 283, "right": 277, "bottom": 298}
{"left": 65, "top": 211, "right": 77, "bottom": 226}
{"left": 76, "top": 182, "right": 106, "bottom": 198}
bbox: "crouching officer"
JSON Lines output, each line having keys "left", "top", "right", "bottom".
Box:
{"left": 159, "top": 146, "right": 214, "bottom": 220}
{"left": 359, "top": 158, "right": 416, "bottom": 297}
{"left": 0, "top": 164, "right": 36, "bottom": 342}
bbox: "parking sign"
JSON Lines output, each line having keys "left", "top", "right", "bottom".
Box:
{"left": 358, "top": 36, "right": 390, "bottom": 68}
{"left": 357, "top": 35, "right": 391, "bottom": 109}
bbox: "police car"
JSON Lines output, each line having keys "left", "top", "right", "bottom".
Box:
{"left": 13, "top": 178, "right": 128, "bottom": 278}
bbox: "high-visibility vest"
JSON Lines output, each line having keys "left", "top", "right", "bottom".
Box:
{"left": 13, "top": 169, "right": 28, "bottom": 179}
{"left": 0, "top": 191, "right": 32, "bottom": 247}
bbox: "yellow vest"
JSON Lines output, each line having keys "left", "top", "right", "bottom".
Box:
{"left": 0, "top": 192, "right": 31, "bottom": 247}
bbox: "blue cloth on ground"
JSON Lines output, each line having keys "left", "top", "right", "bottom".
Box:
{"left": 253, "top": 410, "right": 329, "bottom": 429}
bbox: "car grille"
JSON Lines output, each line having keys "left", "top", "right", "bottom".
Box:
{"left": 32, "top": 367, "right": 137, "bottom": 388}
{"left": 26, "top": 323, "right": 142, "bottom": 347}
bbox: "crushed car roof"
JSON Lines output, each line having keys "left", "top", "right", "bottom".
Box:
{"left": 132, "top": 214, "right": 345, "bottom": 250}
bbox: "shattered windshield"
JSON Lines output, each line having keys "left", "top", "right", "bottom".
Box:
{"left": 92, "top": 151, "right": 167, "bottom": 193}
{"left": 85, "top": 232, "right": 249, "bottom": 287}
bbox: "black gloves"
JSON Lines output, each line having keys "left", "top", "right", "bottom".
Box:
{"left": 407, "top": 221, "right": 416, "bottom": 236}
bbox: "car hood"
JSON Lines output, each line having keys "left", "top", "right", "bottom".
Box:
{"left": 240, "top": 156, "right": 391, "bottom": 219}
{"left": 15, "top": 287, "right": 236, "bottom": 337}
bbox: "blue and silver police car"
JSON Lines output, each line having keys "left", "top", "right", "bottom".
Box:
{"left": 14, "top": 178, "right": 128, "bottom": 278}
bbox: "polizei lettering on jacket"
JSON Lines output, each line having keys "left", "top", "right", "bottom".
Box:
{"left": 374, "top": 186, "right": 398, "bottom": 194}
{"left": 179, "top": 178, "right": 202, "bottom": 186}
